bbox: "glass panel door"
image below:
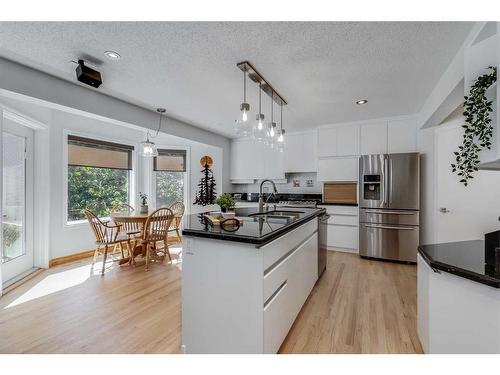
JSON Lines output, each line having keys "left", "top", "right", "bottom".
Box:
{"left": 1, "top": 123, "right": 34, "bottom": 285}
{"left": 2, "top": 133, "right": 25, "bottom": 262}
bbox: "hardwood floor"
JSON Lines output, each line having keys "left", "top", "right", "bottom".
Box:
{"left": 279, "top": 251, "right": 422, "bottom": 354}
{"left": 0, "top": 249, "right": 422, "bottom": 354}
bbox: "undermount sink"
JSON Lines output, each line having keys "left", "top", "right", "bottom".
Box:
{"left": 248, "top": 210, "right": 304, "bottom": 219}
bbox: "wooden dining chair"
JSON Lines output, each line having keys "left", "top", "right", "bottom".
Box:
{"left": 142, "top": 208, "right": 174, "bottom": 271}
{"left": 85, "top": 209, "right": 128, "bottom": 275}
{"left": 110, "top": 203, "right": 141, "bottom": 260}
{"left": 111, "top": 203, "right": 135, "bottom": 213}
{"left": 168, "top": 201, "right": 185, "bottom": 245}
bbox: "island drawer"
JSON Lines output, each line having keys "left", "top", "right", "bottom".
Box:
{"left": 263, "top": 254, "right": 289, "bottom": 304}
{"left": 261, "top": 219, "right": 317, "bottom": 270}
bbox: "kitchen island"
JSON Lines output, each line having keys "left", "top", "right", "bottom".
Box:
{"left": 417, "top": 240, "right": 500, "bottom": 353}
{"left": 181, "top": 207, "right": 325, "bottom": 353}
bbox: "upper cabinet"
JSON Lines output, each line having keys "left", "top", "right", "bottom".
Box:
{"left": 387, "top": 118, "right": 417, "bottom": 153}
{"left": 360, "top": 121, "right": 387, "bottom": 155}
{"left": 283, "top": 132, "right": 317, "bottom": 173}
{"left": 230, "top": 139, "right": 284, "bottom": 183}
{"left": 317, "top": 127, "right": 337, "bottom": 157}
{"left": 318, "top": 118, "right": 417, "bottom": 158}
{"left": 318, "top": 124, "right": 359, "bottom": 157}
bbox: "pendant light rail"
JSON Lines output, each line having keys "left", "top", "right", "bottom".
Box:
{"left": 237, "top": 61, "right": 288, "bottom": 107}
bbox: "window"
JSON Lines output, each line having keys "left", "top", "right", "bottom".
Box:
{"left": 154, "top": 149, "right": 187, "bottom": 208}
{"left": 67, "top": 135, "right": 133, "bottom": 222}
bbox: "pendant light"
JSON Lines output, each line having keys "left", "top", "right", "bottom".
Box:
{"left": 240, "top": 68, "right": 250, "bottom": 122}
{"left": 139, "top": 108, "right": 165, "bottom": 157}
{"left": 267, "top": 92, "right": 277, "bottom": 148}
{"left": 277, "top": 103, "right": 285, "bottom": 153}
{"left": 235, "top": 68, "right": 252, "bottom": 137}
{"left": 253, "top": 82, "right": 267, "bottom": 142}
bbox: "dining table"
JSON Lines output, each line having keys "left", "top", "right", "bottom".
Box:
{"left": 110, "top": 210, "right": 182, "bottom": 265}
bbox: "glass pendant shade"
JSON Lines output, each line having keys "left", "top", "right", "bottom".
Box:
{"left": 139, "top": 138, "right": 158, "bottom": 157}
{"left": 235, "top": 119, "right": 252, "bottom": 138}
{"left": 253, "top": 113, "right": 267, "bottom": 142}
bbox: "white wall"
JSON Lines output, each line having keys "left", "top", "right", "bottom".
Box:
{"left": 418, "top": 126, "right": 436, "bottom": 245}
{"left": 418, "top": 110, "right": 500, "bottom": 245}
{"left": 46, "top": 109, "right": 222, "bottom": 259}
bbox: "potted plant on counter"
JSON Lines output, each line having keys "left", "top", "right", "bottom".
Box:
{"left": 139, "top": 192, "right": 149, "bottom": 214}
{"left": 215, "top": 193, "right": 236, "bottom": 215}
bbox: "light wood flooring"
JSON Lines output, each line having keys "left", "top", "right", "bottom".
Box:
{"left": 0, "top": 249, "right": 422, "bottom": 354}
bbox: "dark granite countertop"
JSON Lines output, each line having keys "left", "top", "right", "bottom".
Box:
{"left": 418, "top": 240, "right": 500, "bottom": 288}
{"left": 318, "top": 202, "right": 358, "bottom": 206}
{"left": 182, "top": 207, "right": 325, "bottom": 246}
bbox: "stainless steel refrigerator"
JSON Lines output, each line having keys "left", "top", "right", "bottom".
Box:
{"left": 359, "top": 153, "right": 420, "bottom": 262}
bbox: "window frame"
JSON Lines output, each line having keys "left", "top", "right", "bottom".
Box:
{"left": 150, "top": 145, "right": 190, "bottom": 213}
{"left": 63, "top": 130, "right": 137, "bottom": 227}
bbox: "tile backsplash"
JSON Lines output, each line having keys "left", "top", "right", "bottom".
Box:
{"left": 231, "top": 172, "right": 322, "bottom": 194}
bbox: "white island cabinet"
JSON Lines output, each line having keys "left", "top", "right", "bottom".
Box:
{"left": 182, "top": 219, "right": 318, "bottom": 354}
{"left": 417, "top": 252, "right": 500, "bottom": 353}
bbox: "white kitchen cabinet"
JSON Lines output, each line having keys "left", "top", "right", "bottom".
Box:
{"left": 230, "top": 139, "right": 284, "bottom": 182}
{"left": 336, "top": 125, "right": 360, "bottom": 156}
{"left": 182, "top": 219, "right": 318, "bottom": 353}
{"left": 387, "top": 118, "right": 417, "bottom": 153}
{"left": 318, "top": 125, "right": 359, "bottom": 157}
{"left": 264, "top": 232, "right": 318, "bottom": 353}
{"left": 318, "top": 205, "right": 359, "bottom": 251}
{"left": 417, "top": 253, "right": 500, "bottom": 353}
{"left": 317, "top": 127, "right": 337, "bottom": 157}
{"left": 317, "top": 157, "right": 358, "bottom": 182}
{"left": 360, "top": 121, "right": 387, "bottom": 155}
{"left": 284, "top": 132, "right": 317, "bottom": 172}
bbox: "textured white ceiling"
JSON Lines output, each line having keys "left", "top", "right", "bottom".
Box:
{"left": 0, "top": 22, "right": 473, "bottom": 138}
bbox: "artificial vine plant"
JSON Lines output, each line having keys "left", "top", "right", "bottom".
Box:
{"left": 452, "top": 66, "right": 497, "bottom": 186}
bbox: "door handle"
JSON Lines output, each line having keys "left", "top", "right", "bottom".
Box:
{"left": 365, "top": 210, "right": 415, "bottom": 215}
{"left": 389, "top": 158, "right": 393, "bottom": 205}
{"left": 364, "top": 224, "right": 416, "bottom": 230}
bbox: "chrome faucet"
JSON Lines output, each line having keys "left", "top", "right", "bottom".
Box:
{"left": 258, "top": 179, "right": 278, "bottom": 212}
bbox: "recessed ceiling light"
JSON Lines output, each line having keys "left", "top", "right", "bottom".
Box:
{"left": 104, "top": 51, "right": 121, "bottom": 60}
{"left": 356, "top": 99, "right": 368, "bottom": 105}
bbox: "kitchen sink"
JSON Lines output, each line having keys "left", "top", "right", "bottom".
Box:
{"left": 248, "top": 210, "right": 304, "bottom": 219}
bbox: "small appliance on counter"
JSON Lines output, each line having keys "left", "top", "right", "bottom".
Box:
{"left": 359, "top": 153, "right": 420, "bottom": 262}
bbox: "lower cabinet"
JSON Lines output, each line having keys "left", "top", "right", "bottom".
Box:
{"left": 318, "top": 205, "right": 359, "bottom": 251}
{"left": 263, "top": 232, "right": 318, "bottom": 353}
{"left": 182, "top": 220, "right": 319, "bottom": 353}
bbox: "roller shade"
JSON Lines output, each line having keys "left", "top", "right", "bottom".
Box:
{"left": 154, "top": 149, "right": 186, "bottom": 172}
{"left": 68, "top": 135, "right": 134, "bottom": 170}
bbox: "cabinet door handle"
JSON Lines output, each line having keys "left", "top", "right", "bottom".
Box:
{"left": 263, "top": 280, "right": 287, "bottom": 310}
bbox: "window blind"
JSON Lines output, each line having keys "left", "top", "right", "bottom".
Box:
{"left": 154, "top": 149, "right": 187, "bottom": 172}
{"left": 68, "top": 135, "right": 134, "bottom": 170}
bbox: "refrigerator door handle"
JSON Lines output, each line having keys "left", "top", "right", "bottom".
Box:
{"left": 389, "top": 158, "right": 393, "bottom": 205}
{"left": 383, "top": 156, "right": 389, "bottom": 206}
{"left": 364, "top": 210, "right": 415, "bottom": 215}
{"left": 364, "top": 224, "right": 416, "bottom": 231}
